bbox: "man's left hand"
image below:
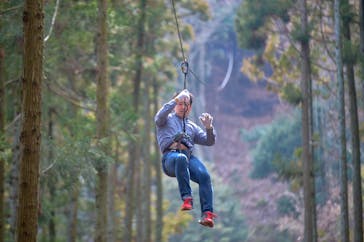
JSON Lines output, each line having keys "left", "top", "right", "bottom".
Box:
{"left": 199, "top": 113, "right": 213, "bottom": 129}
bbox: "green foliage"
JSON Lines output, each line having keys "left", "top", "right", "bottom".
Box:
{"left": 110, "top": 90, "right": 138, "bottom": 141}
{"left": 235, "top": 0, "right": 293, "bottom": 51}
{"left": 340, "top": 1, "right": 355, "bottom": 25}
{"left": 248, "top": 110, "right": 301, "bottom": 179}
{"left": 241, "top": 124, "right": 267, "bottom": 143}
{"left": 280, "top": 83, "right": 302, "bottom": 105}
{"left": 342, "top": 39, "right": 359, "bottom": 65}
{"left": 272, "top": 151, "right": 302, "bottom": 181}
{"left": 180, "top": 0, "right": 211, "bottom": 22}
{"left": 290, "top": 19, "right": 315, "bottom": 44}
{"left": 0, "top": 133, "right": 11, "bottom": 161}
{"left": 276, "top": 194, "right": 299, "bottom": 218}
{"left": 1, "top": 1, "right": 23, "bottom": 79}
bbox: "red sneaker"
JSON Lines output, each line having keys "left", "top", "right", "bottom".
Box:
{"left": 181, "top": 197, "right": 193, "bottom": 211}
{"left": 198, "top": 211, "right": 217, "bottom": 228}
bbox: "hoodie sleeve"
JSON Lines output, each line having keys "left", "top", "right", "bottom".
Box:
{"left": 193, "top": 124, "right": 216, "bottom": 146}
{"left": 154, "top": 99, "right": 176, "bottom": 127}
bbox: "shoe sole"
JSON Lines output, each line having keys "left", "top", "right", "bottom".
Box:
{"left": 198, "top": 220, "right": 214, "bottom": 228}
{"left": 181, "top": 206, "right": 193, "bottom": 211}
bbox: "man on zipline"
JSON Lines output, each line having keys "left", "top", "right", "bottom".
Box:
{"left": 154, "top": 89, "right": 217, "bottom": 228}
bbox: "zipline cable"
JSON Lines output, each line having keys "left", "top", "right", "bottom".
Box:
{"left": 170, "top": 0, "right": 186, "bottom": 62}
{"left": 170, "top": 0, "right": 188, "bottom": 89}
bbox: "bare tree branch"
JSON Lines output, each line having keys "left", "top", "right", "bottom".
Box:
{"left": 40, "top": 161, "right": 57, "bottom": 175}
{"left": 5, "top": 114, "right": 20, "bottom": 132}
{"left": 44, "top": 79, "right": 96, "bottom": 112}
{"left": 5, "top": 78, "right": 20, "bottom": 87}
{"left": 0, "top": 5, "right": 22, "bottom": 15}
{"left": 44, "top": 0, "right": 60, "bottom": 42}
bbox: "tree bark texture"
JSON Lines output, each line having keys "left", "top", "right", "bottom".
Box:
{"left": 0, "top": 47, "right": 5, "bottom": 242}
{"left": 342, "top": 1, "right": 363, "bottom": 241}
{"left": 108, "top": 162, "right": 118, "bottom": 242}
{"left": 335, "top": 0, "right": 349, "bottom": 240}
{"left": 360, "top": 0, "right": 364, "bottom": 54}
{"left": 67, "top": 183, "right": 80, "bottom": 242}
{"left": 95, "top": 0, "right": 109, "bottom": 241}
{"left": 125, "top": 0, "right": 146, "bottom": 240}
{"left": 153, "top": 80, "right": 163, "bottom": 242}
{"left": 47, "top": 109, "right": 56, "bottom": 242}
{"left": 141, "top": 79, "right": 152, "bottom": 242}
{"left": 360, "top": 0, "right": 364, "bottom": 111}
{"left": 300, "top": 0, "right": 315, "bottom": 241}
{"left": 17, "top": 0, "right": 43, "bottom": 241}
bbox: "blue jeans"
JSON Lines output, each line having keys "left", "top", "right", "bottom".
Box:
{"left": 162, "top": 151, "right": 213, "bottom": 213}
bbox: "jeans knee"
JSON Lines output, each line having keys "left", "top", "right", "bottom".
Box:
{"left": 176, "top": 154, "right": 189, "bottom": 167}
{"left": 200, "top": 171, "right": 211, "bottom": 184}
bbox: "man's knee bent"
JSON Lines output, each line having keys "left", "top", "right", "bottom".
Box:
{"left": 199, "top": 171, "right": 211, "bottom": 183}
{"left": 176, "top": 153, "right": 189, "bottom": 166}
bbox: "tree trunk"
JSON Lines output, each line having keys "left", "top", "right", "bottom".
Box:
{"left": 141, "top": 79, "right": 152, "bottom": 242}
{"left": 360, "top": 0, "right": 364, "bottom": 145}
{"left": 342, "top": 1, "right": 363, "bottom": 241}
{"left": 125, "top": 144, "right": 137, "bottom": 242}
{"left": 136, "top": 155, "right": 142, "bottom": 242}
{"left": 335, "top": 0, "right": 349, "bottom": 240}
{"left": 16, "top": 0, "right": 43, "bottom": 241}
{"left": 153, "top": 80, "right": 163, "bottom": 242}
{"left": 95, "top": 0, "right": 109, "bottom": 241}
{"left": 300, "top": 0, "right": 315, "bottom": 241}
{"left": 47, "top": 108, "right": 56, "bottom": 242}
{"left": 347, "top": 57, "right": 362, "bottom": 242}
{"left": 67, "top": 183, "right": 80, "bottom": 242}
{"left": 124, "top": 0, "right": 146, "bottom": 240}
{"left": 314, "top": 104, "right": 327, "bottom": 205}
{"left": 360, "top": 0, "right": 364, "bottom": 54}
{"left": 108, "top": 161, "right": 118, "bottom": 242}
{"left": 0, "top": 47, "right": 4, "bottom": 242}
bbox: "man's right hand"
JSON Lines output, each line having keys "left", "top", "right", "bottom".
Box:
{"left": 175, "top": 89, "right": 190, "bottom": 102}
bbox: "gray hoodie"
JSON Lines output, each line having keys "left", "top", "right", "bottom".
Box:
{"left": 154, "top": 99, "right": 216, "bottom": 153}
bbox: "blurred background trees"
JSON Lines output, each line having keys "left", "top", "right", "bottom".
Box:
{"left": 2, "top": 0, "right": 364, "bottom": 241}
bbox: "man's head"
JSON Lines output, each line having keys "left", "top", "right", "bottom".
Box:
{"left": 173, "top": 91, "right": 193, "bottom": 118}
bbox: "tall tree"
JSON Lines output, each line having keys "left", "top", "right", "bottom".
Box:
{"left": 341, "top": 1, "right": 363, "bottom": 241}
{"left": 124, "top": 0, "right": 147, "bottom": 241}
{"left": 95, "top": 0, "right": 109, "bottom": 241}
{"left": 16, "top": 0, "right": 43, "bottom": 241}
{"left": 0, "top": 46, "right": 4, "bottom": 242}
{"left": 360, "top": 0, "right": 364, "bottom": 61}
{"left": 141, "top": 77, "right": 152, "bottom": 242}
{"left": 152, "top": 80, "right": 163, "bottom": 242}
{"left": 108, "top": 149, "right": 118, "bottom": 242}
{"left": 335, "top": 0, "right": 349, "bottom": 241}
{"left": 46, "top": 108, "right": 56, "bottom": 242}
{"left": 299, "top": 0, "right": 316, "bottom": 241}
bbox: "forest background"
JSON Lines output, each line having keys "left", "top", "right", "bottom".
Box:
{"left": 1, "top": 0, "right": 364, "bottom": 241}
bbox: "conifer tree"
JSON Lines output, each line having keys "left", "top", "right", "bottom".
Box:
{"left": 17, "top": 0, "right": 43, "bottom": 241}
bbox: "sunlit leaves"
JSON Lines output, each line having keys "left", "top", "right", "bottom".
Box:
{"left": 241, "top": 57, "right": 265, "bottom": 82}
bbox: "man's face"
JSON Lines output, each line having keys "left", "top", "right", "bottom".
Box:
{"left": 174, "top": 99, "right": 191, "bottom": 118}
